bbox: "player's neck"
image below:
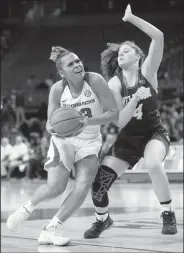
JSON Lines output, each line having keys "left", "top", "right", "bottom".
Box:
{"left": 67, "top": 79, "right": 84, "bottom": 97}
{"left": 121, "top": 66, "right": 139, "bottom": 88}
{"left": 122, "top": 64, "right": 138, "bottom": 76}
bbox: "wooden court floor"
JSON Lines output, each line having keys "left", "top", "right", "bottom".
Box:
{"left": 1, "top": 179, "right": 183, "bottom": 252}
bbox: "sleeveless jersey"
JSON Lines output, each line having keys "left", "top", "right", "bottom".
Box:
{"left": 117, "top": 70, "right": 165, "bottom": 136}
{"left": 60, "top": 79, "right": 103, "bottom": 140}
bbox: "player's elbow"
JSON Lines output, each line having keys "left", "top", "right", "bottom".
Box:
{"left": 155, "top": 31, "right": 164, "bottom": 41}
{"left": 111, "top": 108, "right": 119, "bottom": 120}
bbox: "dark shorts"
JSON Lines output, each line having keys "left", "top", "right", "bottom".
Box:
{"left": 106, "top": 129, "right": 170, "bottom": 168}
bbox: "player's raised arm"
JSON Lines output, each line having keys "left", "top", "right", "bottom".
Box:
{"left": 122, "top": 5, "right": 164, "bottom": 86}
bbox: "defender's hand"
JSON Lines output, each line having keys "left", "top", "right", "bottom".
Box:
{"left": 122, "top": 4, "right": 133, "bottom": 22}
{"left": 135, "top": 87, "right": 152, "bottom": 101}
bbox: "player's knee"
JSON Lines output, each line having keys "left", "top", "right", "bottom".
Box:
{"left": 91, "top": 165, "right": 117, "bottom": 207}
{"left": 46, "top": 182, "right": 65, "bottom": 197}
{"left": 92, "top": 191, "right": 109, "bottom": 207}
{"left": 144, "top": 158, "right": 162, "bottom": 175}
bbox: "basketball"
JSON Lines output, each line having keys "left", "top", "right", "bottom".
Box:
{"left": 50, "top": 107, "right": 83, "bottom": 137}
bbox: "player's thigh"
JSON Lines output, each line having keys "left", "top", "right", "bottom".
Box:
{"left": 75, "top": 136, "right": 102, "bottom": 163}
{"left": 132, "top": 157, "right": 144, "bottom": 170}
{"left": 74, "top": 155, "right": 99, "bottom": 189}
{"left": 45, "top": 136, "right": 75, "bottom": 173}
{"left": 102, "top": 155, "right": 130, "bottom": 178}
{"left": 144, "top": 138, "right": 168, "bottom": 165}
{"left": 47, "top": 163, "right": 70, "bottom": 190}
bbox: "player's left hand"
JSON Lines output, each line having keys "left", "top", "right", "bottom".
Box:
{"left": 122, "top": 4, "right": 133, "bottom": 22}
{"left": 72, "top": 114, "right": 88, "bottom": 137}
{"left": 136, "top": 87, "right": 152, "bottom": 101}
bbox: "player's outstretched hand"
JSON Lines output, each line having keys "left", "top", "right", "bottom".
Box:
{"left": 122, "top": 4, "right": 133, "bottom": 22}
{"left": 135, "top": 87, "right": 152, "bottom": 101}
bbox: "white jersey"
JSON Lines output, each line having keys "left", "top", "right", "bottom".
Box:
{"left": 60, "top": 81, "right": 103, "bottom": 140}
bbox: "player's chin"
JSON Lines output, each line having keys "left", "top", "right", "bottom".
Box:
{"left": 75, "top": 70, "right": 85, "bottom": 77}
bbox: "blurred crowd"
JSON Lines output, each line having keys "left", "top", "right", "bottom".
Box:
{"left": 1, "top": 26, "right": 20, "bottom": 59}
{"left": 160, "top": 98, "right": 183, "bottom": 142}
{"left": 1, "top": 93, "right": 49, "bottom": 180}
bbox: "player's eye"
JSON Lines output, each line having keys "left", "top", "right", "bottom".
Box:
{"left": 68, "top": 62, "right": 73, "bottom": 67}
{"left": 75, "top": 59, "right": 80, "bottom": 63}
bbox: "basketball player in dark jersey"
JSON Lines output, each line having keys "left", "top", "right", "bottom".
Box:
{"left": 84, "top": 4, "right": 177, "bottom": 238}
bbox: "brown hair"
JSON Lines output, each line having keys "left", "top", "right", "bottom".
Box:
{"left": 101, "top": 41, "right": 146, "bottom": 81}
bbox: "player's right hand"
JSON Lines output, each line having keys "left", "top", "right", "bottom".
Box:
{"left": 135, "top": 87, "right": 152, "bottom": 101}
{"left": 46, "top": 120, "right": 66, "bottom": 138}
{"left": 122, "top": 4, "right": 133, "bottom": 22}
{"left": 45, "top": 120, "right": 60, "bottom": 137}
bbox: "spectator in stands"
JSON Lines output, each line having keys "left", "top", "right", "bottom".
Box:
{"left": 1, "top": 138, "right": 13, "bottom": 178}
{"left": 1, "top": 33, "right": 8, "bottom": 49}
{"left": 24, "top": 139, "right": 42, "bottom": 180}
{"left": 160, "top": 108, "right": 171, "bottom": 137}
{"left": 166, "top": 103, "right": 181, "bottom": 141}
{"left": 1, "top": 97, "right": 16, "bottom": 138}
{"left": 15, "top": 89, "right": 27, "bottom": 130}
{"left": 29, "top": 117, "right": 42, "bottom": 137}
{"left": 44, "top": 74, "right": 54, "bottom": 90}
{"left": 3, "top": 30, "right": 13, "bottom": 44}
{"left": 37, "top": 102, "right": 47, "bottom": 132}
{"left": 7, "top": 135, "right": 29, "bottom": 179}
{"left": 26, "top": 74, "right": 41, "bottom": 90}
{"left": 174, "top": 103, "right": 183, "bottom": 142}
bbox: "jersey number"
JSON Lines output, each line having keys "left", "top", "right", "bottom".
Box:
{"left": 80, "top": 108, "right": 92, "bottom": 118}
{"left": 133, "top": 104, "right": 143, "bottom": 120}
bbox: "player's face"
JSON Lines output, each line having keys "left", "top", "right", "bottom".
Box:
{"left": 118, "top": 44, "right": 139, "bottom": 69}
{"left": 60, "top": 53, "right": 85, "bottom": 81}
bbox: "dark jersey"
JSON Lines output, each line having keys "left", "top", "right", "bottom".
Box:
{"left": 117, "top": 70, "right": 165, "bottom": 136}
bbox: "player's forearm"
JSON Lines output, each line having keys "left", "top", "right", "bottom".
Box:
{"left": 117, "top": 95, "right": 138, "bottom": 129}
{"left": 87, "top": 110, "right": 118, "bottom": 126}
{"left": 47, "top": 104, "right": 60, "bottom": 121}
{"left": 128, "top": 14, "right": 163, "bottom": 39}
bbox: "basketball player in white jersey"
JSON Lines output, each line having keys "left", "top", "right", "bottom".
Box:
{"left": 7, "top": 46, "right": 151, "bottom": 246}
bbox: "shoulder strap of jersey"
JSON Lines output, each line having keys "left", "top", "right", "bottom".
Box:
{"left": 84, "top": 72, "right": 100, "bottom": 98}
{"left": 84, "top": 72, "right": 90, "bottom": 84}
{"left": 116, "top": 71, "right": 128, "bottom": 98}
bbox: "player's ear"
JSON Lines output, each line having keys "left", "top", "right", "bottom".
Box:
{"left": 58, "top": 70, "right": 64, "bottom": 78}
{"left": 136, "top": 53, "right": 141, "bottom": 61}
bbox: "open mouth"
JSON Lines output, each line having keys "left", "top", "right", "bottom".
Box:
{"left": 75, "top": 69, "right": 83, "bottom": 74}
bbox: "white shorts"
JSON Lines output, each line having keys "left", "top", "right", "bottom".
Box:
{"left": 44, "top": 135, "right": 102, "bottom": 172}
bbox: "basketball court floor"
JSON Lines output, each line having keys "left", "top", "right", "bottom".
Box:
{"left": 1, "top": 179, "right": 183, "bottom": 252}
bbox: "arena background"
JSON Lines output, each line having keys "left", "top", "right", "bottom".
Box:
{"left": 1, "top": 1, "right": 183, "bottom": 252}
